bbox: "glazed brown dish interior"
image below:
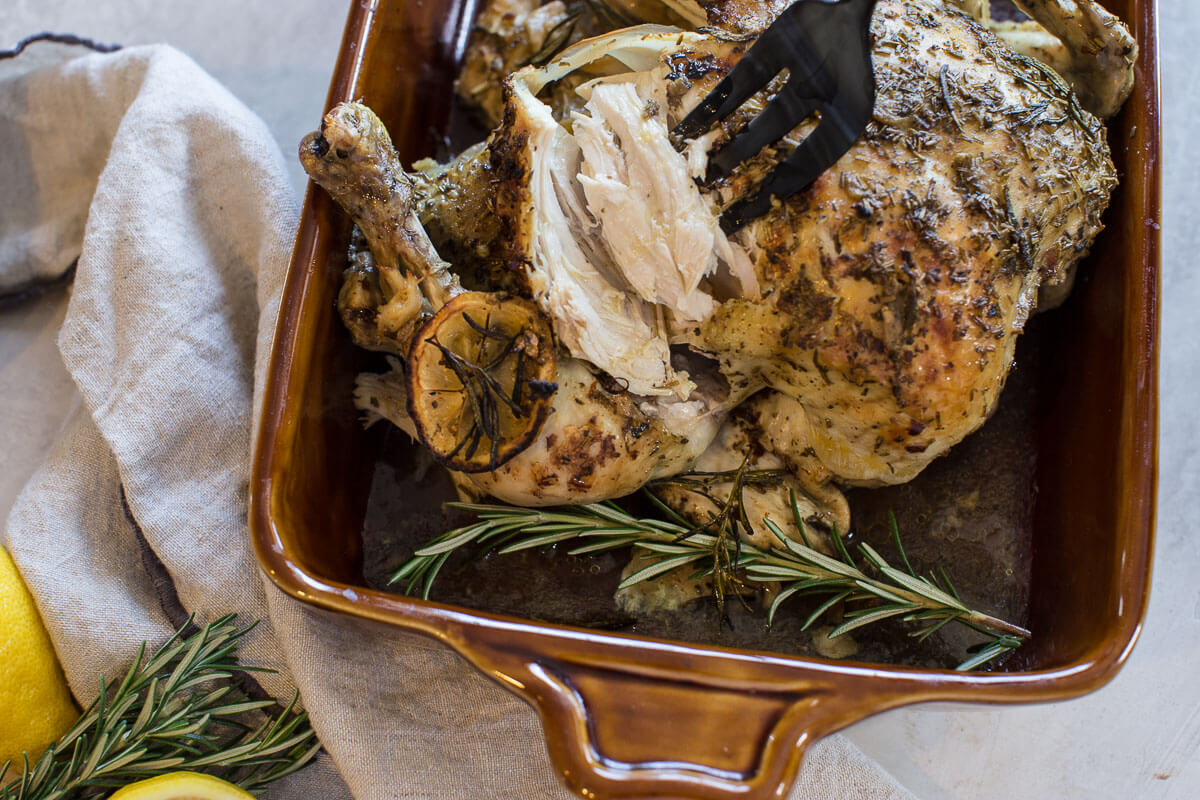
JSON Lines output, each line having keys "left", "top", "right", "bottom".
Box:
{"left": 252, "top": 0, "right": 1157, "bottom": 789}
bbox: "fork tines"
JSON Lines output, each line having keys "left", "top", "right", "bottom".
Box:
{"left": 673, "top": 0, "right": 878, "bottom": 232}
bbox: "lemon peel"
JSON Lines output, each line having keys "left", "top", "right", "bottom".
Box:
{"left": 0, "top": 545, "right": 77, "bottom": 769}
{"left": 107, "top": 772, "right": 256, "bottom": 800}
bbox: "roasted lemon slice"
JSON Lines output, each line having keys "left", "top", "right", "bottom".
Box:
{"left": 407, "top": 292, "right": 557, "bottom": 472}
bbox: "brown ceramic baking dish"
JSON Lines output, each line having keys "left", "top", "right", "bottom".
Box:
{"left": 250, "top": 1, "right": 1160, "bottom": 797}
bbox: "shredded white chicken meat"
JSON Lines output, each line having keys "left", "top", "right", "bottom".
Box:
{"left": 513, "top": 61, "right": 754, "bottom": 398}
{"left": 575, "top": 82, "right": 718, "bottom": 320}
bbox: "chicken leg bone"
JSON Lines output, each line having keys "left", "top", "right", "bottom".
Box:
{"left": 962, "top": 0, "right": 1136, "bottom": 119}
{"left": 300, "top": 103, "right": 462, "bottom": 353}
{"left": 1013, "top": 0, "right": 1135, "bottom": 119}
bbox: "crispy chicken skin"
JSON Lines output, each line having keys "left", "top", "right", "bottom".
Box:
{"left": 701, "top": 0, "right": 1135, "bottom": 119}
{"left": 688, "top": 0, "right": 1118, "bottom": 484}
{"left": 468, "top": 360, "right": 722, "bottom": 504}
{"left": 349, "top": 356, "right": 730, "bottom": 505}
{"left": 456, "top": 0, "right": 574, "bottom": 127}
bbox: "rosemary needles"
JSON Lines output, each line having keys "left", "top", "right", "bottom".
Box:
{"left": 390, "top": 492, "right": 1030, "bottom": 671}
{"left": 0, "top": 615, "right": 319, "bottom": 800}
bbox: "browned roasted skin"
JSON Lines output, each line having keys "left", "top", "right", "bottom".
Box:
{"left": 412, "top": 139, "right": 531, "bottom": 296}
{"left": 702, "top": 0, "right": 1136, "bottom": 119}
{"left": 466, "top": 360, "right": 720, "bottom": 505}
{"left": 696, "top": 0, "right": 791, "bottom": 34}
{"left": 679, "top": 0, "right": 1116, "bottom": 484}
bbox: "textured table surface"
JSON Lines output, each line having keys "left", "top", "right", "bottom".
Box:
{"left": 2, "top": 2, "right": 1196, "bottom": 798}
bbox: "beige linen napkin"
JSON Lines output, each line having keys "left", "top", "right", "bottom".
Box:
{"left": 0, "top": 40, "right": 916, "bottom": 800}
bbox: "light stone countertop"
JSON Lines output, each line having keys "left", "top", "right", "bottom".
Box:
{"left": 2, "top": 2, "right": 1195, "bottom": 798}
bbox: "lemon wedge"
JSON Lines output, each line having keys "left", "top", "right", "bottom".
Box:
{"left": 107, "top": 772, "right": 256, "bottom": 800}
{"left": 0, "top": 545, "right": 78, "bottom": 768}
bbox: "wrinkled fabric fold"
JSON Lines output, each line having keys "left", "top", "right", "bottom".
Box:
{"left": 1, "top": 42, "right": 349, "bottom": 800}
{"left": 0, "top": 41, "right": 915, "bottom": 800}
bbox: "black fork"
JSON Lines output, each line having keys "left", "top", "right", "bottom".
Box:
{"left": 674, "top": 0, "right": 878, "bottom": 232}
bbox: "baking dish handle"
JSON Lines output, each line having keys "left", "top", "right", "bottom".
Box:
{"left": 506, "top": 654, "right": 912, "bottom": 800}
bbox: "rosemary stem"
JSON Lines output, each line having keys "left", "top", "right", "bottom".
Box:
{"left": 750, "top": 548, "right": 1027, "bottom": 640}
{"left": 962, "top": 612, "right": 1031, "bottom": 639}
{"left": 0, "top": 616, "right": 318, "bottom": 799}
{"left": 401, "top": 499, "right": 1030, "bottom": 664}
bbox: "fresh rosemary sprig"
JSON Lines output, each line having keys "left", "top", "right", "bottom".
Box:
{"left": 391, "top": 493, "right": 1029, "bottom": 671}
{"left": 0, "top": 615, "right": 319, "bottom": 799}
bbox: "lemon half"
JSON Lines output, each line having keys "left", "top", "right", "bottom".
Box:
{"left": 0, "top": 545, "right": 78, "bottom": 768}
{"left": 107, "top": 772, "right": 256, "bottom": 800}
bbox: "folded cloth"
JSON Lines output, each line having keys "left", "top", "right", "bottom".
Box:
{"left": 0, "top": 40, "right": 916, "bottom": 800}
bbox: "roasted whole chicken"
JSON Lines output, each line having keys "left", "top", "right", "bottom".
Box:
{"left": 300, "top": 0, "right": 1133, "bottom": 545}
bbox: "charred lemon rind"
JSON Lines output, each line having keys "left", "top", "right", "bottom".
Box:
{"left": 407, "top": 292, "right": 557, "bottom": 473}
